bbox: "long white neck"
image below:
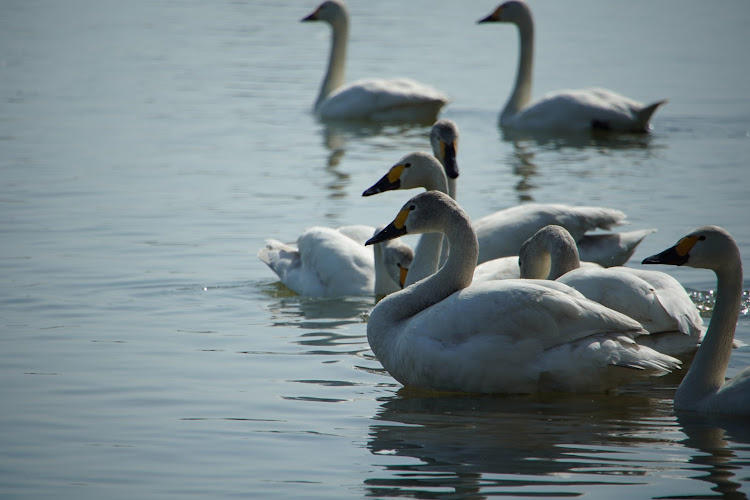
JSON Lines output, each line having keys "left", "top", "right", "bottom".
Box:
{"left": 675, "top": 260, "right": 743, "bottom": 409}
{"left": 502, "top": 12, "right": 534, "bottom": 122}
{"left": 316, "top": 16, "right": 348, "bottom": 110}
{"left": 368, "top": 206, "right": 478, "bottom": 354}
{"left": 404, "top": 160, "right": 451, "bottom": 286}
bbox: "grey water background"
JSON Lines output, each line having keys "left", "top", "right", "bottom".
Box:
{"left": 1, "top": 0, "right": 750, "bottom": 498}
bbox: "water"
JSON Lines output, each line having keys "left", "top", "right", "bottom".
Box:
{"left": 1, "top": 0, "right": 749, "bottom": 498}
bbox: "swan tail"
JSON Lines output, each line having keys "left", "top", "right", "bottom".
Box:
{"left": 634, "top": 99, "right": 667, "bottom": 132}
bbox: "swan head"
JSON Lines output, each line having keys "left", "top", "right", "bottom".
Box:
{"left": 382, "top": 239, "right": 414, "bottom": 289}
{"left": 301, "top": 0, "right": 348, "bottom": 26}
{"left": 362, "top": 151, "right": 448, "bottom": 196}
{"left": 366, "top": 191, "right": 459, "bottom": 246}
{"left": 642, "top": 226, "right": 740, "bottom": 274}
{"left": 477, "top": 1, "right": 531, "bottom": 25}
{"left": 429, "top": 119, "right": 460, "bottom": 180}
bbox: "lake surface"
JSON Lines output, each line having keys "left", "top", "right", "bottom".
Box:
{"left": 1, "top": 0, "right": 749, "bottom": 498}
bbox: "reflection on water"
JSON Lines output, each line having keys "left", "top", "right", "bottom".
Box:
{"left": 365, "top": 387, "right": 749, "bottom": 499}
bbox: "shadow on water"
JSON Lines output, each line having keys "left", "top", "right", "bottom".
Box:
{"left": 364, "top": 386, "right": 749, "bottom": 499}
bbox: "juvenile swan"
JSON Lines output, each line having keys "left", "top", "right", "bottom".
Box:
{"left": 364, "top": 191, "right": 680, "bottom": 394}
{"left": 477, "top": 0, "right": 666, "bottom": 132}
{"left": 301, "top": 0, "right": 448, "bottom": 122}
{"left": 643, "top": 226, "right": 750, "bottom": 415}
{"left": 520, "top": 225, "right": 704, "bottom": 358}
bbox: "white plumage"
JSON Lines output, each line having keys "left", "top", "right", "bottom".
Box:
{"left": 478, "top": 1, "right": 666, "bottom": 133}
{"left": 258, "top": 225, "right": 413, "bottom": 298}
{"left": 364, "top": 191, "right": 680, "bottom": 394}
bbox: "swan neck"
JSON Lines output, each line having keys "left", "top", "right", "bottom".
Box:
{"left": 405, "top": 232, "right": 444, "bottom": 286}
{"left": 316, "top": 18, "right": 348, "bottom": 109}
{"left": 503, "top": 15, "right": 534, "bottom": 121}
{"left": 369, "top": 207, "right": 477, "bottom": 354}
{"left": 676, "top": 261, "right": 743, "bottom": 406}
{"left": 548, "top": 240, "right": 581, "bottom": 280}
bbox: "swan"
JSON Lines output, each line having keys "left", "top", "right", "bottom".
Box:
{"left": 643, "top": 226, "right": 750, "bottom": 415}
{"left": 301, "top": 0, "right": 449, "bottom": 122}
{"left": 364, "top": 190, "right": 680, "bottom": 394}
{"left": 519, "top": 225, "right": 704, "bottom": 357}
{"left": 363, "top": 149, "right": 654, "bottom": 280}
{"left": 477, "top": 1, "right": 666, "bottom": 133}
{"left": 258, "top": 225, "right": 413, "bottom": 298}
{"left": 427, "top": 119, "right": 654, "bottom": 266}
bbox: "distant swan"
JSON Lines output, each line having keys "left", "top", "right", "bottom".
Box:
{"left": 364, "top": 191, "right": 680, "bottom": 394}
{"left": 363, "top": 149, "right": 653, "bottom": 280}
{"left": 301, "top": 0, "right": 448, "bottom": 122}
{"left": 520, "top": 225, "right": 704, "bottom": 357}
{"left": 258, "top": 225, "right": 413, "bottom": 297}
{"left": 643, "top": 226, "right": 750, "bottom": 415}
{"left": 478, "top": 0, "right": 666, "bottom": 133}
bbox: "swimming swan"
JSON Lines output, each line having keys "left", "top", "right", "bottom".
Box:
{"left": 364, "top": 190, "right": 680, "bottom": 394}
{"left": 363, "top": 149, "right": 653, "bottom": 274}
{"left": 301, "top": 0, "right": 448, "bottom": 122}
{"left": 520, "top": 225, "right": 704, "bottom": 357}
{"left": 428, "top": 119, "right": 653, "bottom": 266}
{"left": 259, "top": 225, "right": 413, "bottom": 297}
{"left": 643, "top": 226, "right": 750, "bottom": 415}
{"left": 477, "top": 0, "right": 666, "bottom": 133}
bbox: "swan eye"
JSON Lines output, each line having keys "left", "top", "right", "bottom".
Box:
{"left": 409, "top": 205, "right": 416, "bottom": 211}
{"left": 699, "top": 235, "right": 706, "bottom": 241}
{"left": 404, "top": 163, "right": 411, "bottom": 168}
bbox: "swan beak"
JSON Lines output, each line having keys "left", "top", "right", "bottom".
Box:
{"left": 477, "top": 7, "right": 502, "bottom": 23}
{"left": 441, "top": 141, "right": 459, "bottom": 179}
{"left": 362, "top": 164, "right": 406, "bottom": 196}
{"left": 300, "top": 8, "right": 319, "bottom": 22}
{"left": 366, "top": 222, "right": 407, "bottom": 246}
{"left": 642, "top": 245, "right": 690, "bottom": 266}
{"left": 399, "top": 265, "right": 409, "bottom": 288}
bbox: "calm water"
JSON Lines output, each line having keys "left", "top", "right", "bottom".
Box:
{"left": 1, "top": 0, "right": 749, "bottom": 498}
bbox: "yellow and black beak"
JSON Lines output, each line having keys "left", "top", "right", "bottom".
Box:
{"left": 441, "top": 141, "right": 459, "bottom": 180}
{"left": 642, "top": 236, "right": 700, "bottom": 266}
{"left": 398, "top": 264, "right": 409, "bottom": 289}
{"left": 300, "top": 7, "right": 320, "bottom": 22}
{"left": 366, "top": 206, "right": 411, "bottom": 246}
{"left": 362, "top": 164, "right": 406, "bottom": 196}
{"left": 477, "top": 6, "right": 502, "bottom": 24}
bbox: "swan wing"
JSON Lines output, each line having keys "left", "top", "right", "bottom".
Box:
{"left": 320, "top": 78, "right": 448, "bottom": 122}
{"left": 576, "top": 228, "right": 657, "bottom": 267}
{"left": 509, "top": 88, "right": 666, "bottom": 132}
{"left": 474, "top": 203, "right": 627, "bottom": 262}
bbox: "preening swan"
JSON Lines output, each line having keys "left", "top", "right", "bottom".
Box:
{"left": 477, "top": 0, "right": 666, "bottom": 133}
{"left": 364, "top": 191, "right": 680, "bottom": 394}
{"left": 643, "top": 226, "right": 750, "bottom": 415}
{"left": 301, "top": 0, "right": 448, "bottom": 122}
{"left": 258, "top": 225, "right": 412, "bottom": 298}
{"left": 520, "top": 225, "right": 704, "bottom": 357}
{"left": 363, "top": 148, "right": 653, "bottom": 276}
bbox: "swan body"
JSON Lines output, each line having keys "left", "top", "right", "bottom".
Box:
{"left": 520, "top": 225, "right": 704, "bottom": 357}
{"left": 643, "top": 226, "right": 750, "bottom": 415}
{"left": 301, "top": 0, "right": 448, "bottom": 122}
{"left": 478, "top": 1, "right": 666, "bottom": 133}
{"left": 364, "top": 191, "right": 680, "bottom": 394}
{"left": 258, "top": 225, "right": 412, "bottom": 297}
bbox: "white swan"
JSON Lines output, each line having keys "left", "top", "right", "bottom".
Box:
{"left": 258, "top": 225, "right": 413, "bottom": 298}
{"left": 477, "top": 0, "right": 666, "bottom": 133}
{"left": 364, "top": 191, "right": 680, "bottom": 394}
{"left": 301, "top": 0, "right": 449, "bottom": 122}
{"left": 643, "top": 226, "right": 750, "bottom": 415}
{"left": 363, "top": 149, "right": 654, "bottom": 283}
{"left": 519, "top": 225, "right": 704, "bottom": 357}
